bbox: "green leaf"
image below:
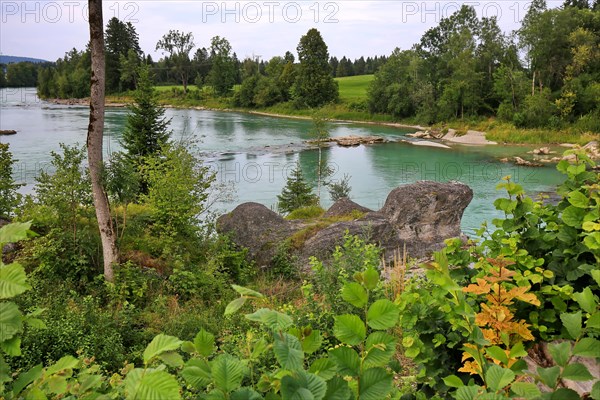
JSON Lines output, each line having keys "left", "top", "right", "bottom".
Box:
{"left": 486, "top": 346, "right": 508, "bottom": 365}
{"left": 591, "top": 380, "right": 600, "bottom": 400}
{"left": 143, "top": 334, "right": 183, "bottom": 364}
{"left": 12, "top": 364, "right": 42, "bottom": 395}
{"left": 510, "top": 382, "right": 541, "bottom": 398}
{"left": 0, "top": 222, "right": 31, "bottom": 245}
{"left": 329, "top": 347, "right": 360, "bottom": 376}
{"left": 537, "top": 366, "right": 561, "bottom": 389}
{"left": 324, "top": 376, "right": 352, "bottom": 400}
{"left": 366, "top": 299, "right": 399, "bottom": 330}
{"left": 246, "top": 308, "right": 293, "bottom": 331}
{"left": 231, "top": 387, "right": 263, "bottom": 400}
{"left": 0, "top": 263, "right": 30, "bottom": 300}
{"left": 560, "top": 311, "right": 582, "bottom": 339}
{"left": 301, "top": 330, "right": 323, "bottom": 355}
{"left": 231, "top": 284, "right": 264, "bottom": 298}
{"left": 309, "top": 358, "right": 337, "bottom": 380}
{"left": 334, "top": 315, "right": 366, "bottom": 345}
{"left": 45, "top": 355, "right": 79, "bottom": 375}
{"left": 0, "top": 336, "right": 20, "bottom": 356}
{"left": 0, "top": 301, "right": 22, "bottom": 342}
{"left": 363, "top": 267, "right": 380, "bottom": 290}
{"left": 158, "top": 351, "right": 184, "bottom": 368}
{"left": 212, "top": 354, "right": 244, "bottom": 393}
{"left": 273, "top": 333, "right": 304, "bottom": 371}
{"left": 281, "top": 371, "right": 326, "bottom": 400}
{"left": 181, "top": 341, "right": 195, "bottom": 354}
{"left": 573, "top": 287, "right": 597, "bottom": 314}
{"left": 550, "top": 388, "right": 581, "bottom": 400}
{"left": 562, "top": 205, "right": 586, "bottom": 228}
{"left": 568, "top": 191, "right": 589, "bottom": 208}
{"left": 573, "top": 338, "right": 600, "bottom": 358}
{"left": 181, "top": 359, "right": 212, "bottom": 389}
{"left": 364, "top": 332, "right": 396, "bottom": 368}
{"left": 443, "top": 375, "right": 464, "bottom": 388}
{"left": 358, "top": 367, "right": 393, "bottom": 400}
{"left": 562, "top": 363, "right": 594, "bottom": 381}
{"left": 509, "top": 342, "right": 527, "bottom": 359}
{"left": 455, "top": 385, "right": 479, "bottom": 400}
{"left": 125, "top": 369, "right": 181, "bottom": 400}
{"left": 78, "top": 374, "right": 103, "bottom": 393}
{"left": 485, "top": 365, "right": 515, "bottom": 391}
{"left": 225, "top": 297, "right": 247, "bottom": 316}
{"left": 584, "top": 232, "right": 600, "bottom": 250}
{"left": 591, "top": 270, "right": 600, "bottom": 287}
{"left": 341, "top": 282, "right": 368, "bottom": 308}
{"left": 548, "top": 341, "right": 571, "bottom": 367}
{"left": 588, "top": 312, "right": 600, "bottom": 329}
{"left": 251, "top": 337, "right": 269, "bottom": 360}
{"left": 194, "top": 328, "right": 215, "bottom": 357}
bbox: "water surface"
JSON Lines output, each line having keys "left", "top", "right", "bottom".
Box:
{"left": 0, "top": 88, "right": 565, "bottom": 235}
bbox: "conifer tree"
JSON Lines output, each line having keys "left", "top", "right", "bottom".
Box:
{"left": 277, "top": 164, "right": 317, "bottom": 214}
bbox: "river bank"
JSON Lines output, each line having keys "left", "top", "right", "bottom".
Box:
{"left": 42, "top": 95, "right": 599, "bottom": 147}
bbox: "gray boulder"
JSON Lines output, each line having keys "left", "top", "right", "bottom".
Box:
{"left": 217, "top": 181, "right": 473, "bottom": 267}
{"left": 323, "top": 197, "right": 373, "bottom": 218}
{"left": 216, "top": 202, "right": 297, "bottom": 267}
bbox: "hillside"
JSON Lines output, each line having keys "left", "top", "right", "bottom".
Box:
{"left": 0, "top": 55, "right": 49, "bottom": 64}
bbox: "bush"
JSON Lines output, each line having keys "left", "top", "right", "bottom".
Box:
{"left": 0, "top": 143, "right": 22, "bottom": 220}
{"left": 277, "top": 164, "right": 318, "bottom": 214}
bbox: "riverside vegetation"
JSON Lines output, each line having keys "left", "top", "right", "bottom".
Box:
{"left": 0, "top": 112, "right": 599, "bottom": 398}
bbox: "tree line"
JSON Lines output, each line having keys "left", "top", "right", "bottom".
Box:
{"left": 368, "top": 0, "right": 600, "bottom": 131}
{"left": 29, "top": 17, "right": 383, "bottom": 103}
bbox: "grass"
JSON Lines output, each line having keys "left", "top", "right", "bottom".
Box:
{"left": 335, "top": 75, "right": 373, "bottom": 103}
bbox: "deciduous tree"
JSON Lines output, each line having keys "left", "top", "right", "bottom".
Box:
{"left": 87, "top": 0, "right": 118, "bottom": 281}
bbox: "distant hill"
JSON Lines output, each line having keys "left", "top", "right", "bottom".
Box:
{"left": 0, "top": 55, "right": 50, "bottom": 64}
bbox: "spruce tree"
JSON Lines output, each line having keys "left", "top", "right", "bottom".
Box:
{"left": 277, "top": 164, "right": 317, "bottom": 214}
{"left": 121, "top": 64, "right": 171, "bottom": 162}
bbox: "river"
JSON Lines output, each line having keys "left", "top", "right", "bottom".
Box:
{"left": 0, "top": 87, "right": 565, "bottom": 235}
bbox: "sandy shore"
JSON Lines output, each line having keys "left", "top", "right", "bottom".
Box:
{"left": 442, "top": 129, "right": 497, "bottom": 145}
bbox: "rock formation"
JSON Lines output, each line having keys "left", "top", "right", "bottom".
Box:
{"left": 217, "top": 181, "right": 474, "bottom": 268}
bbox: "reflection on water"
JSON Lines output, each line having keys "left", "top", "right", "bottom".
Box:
{"left": 0, "top": 88, "right": 565, "bottom": 235}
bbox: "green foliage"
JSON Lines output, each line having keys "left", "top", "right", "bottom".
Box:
{"left": 141, "top": 141, "right": 214, "bottom": 239}
{"left": 399, "top": 150, "right": 600, "bottom": 398}
{"left": 293, "top": 28, "right": 339, "bottom": 108}
{"left": 207, "top": 36, "right": 237, "bottom": 96}
{"left": 329, "top": 174, "right": 352, "bottom": 202}
{"left": 36, "top": 48, "right": 91, "bottom": 98}
{"left": 121, "top": 63, "right": 171, "bottom": 166}
{"left": 0, "top": 143, "right": 22, "bottom": 220}
{"left": 277, "top": 164, "right": 318, "bottom": 214}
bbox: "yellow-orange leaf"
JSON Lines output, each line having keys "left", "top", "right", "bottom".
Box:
{"left": 459, "top": 360, "right": 482, "bottom": 375}
{"left": 463, "top": 278, "right": 491, "bottom": 295}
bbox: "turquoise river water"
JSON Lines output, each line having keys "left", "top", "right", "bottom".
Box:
{"left": 0, "top": 87, "right": 566, "bottom": 235}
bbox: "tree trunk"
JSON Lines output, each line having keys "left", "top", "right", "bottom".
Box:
{"left": 87, "top": 0, "right": 118, "bottom": 282}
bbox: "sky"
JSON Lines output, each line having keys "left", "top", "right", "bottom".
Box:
{"left": 0, "top": 0, "right": 563, "bottom": 63}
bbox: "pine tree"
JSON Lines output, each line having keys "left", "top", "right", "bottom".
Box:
{"left": 277, "top": 164, "right": 317, "bottom": 214}
{"left": 121, "top": 64, "right": 171, "bottom": 161}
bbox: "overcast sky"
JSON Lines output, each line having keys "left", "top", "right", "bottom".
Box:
{"left": 1, "top": 1, "right": 562, "bottom": 62}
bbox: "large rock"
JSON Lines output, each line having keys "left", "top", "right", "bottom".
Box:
{"left": 216, "top": 202, "right": 297, "bottom": 267}
{"left": 380, "top": 181, "right": 473, "bottom": 256}
{"left": 323, "top": 198, "right": 373, "bottom": 218}
{"left": 217, "top": 181, "right": 473, "bottom": 267}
